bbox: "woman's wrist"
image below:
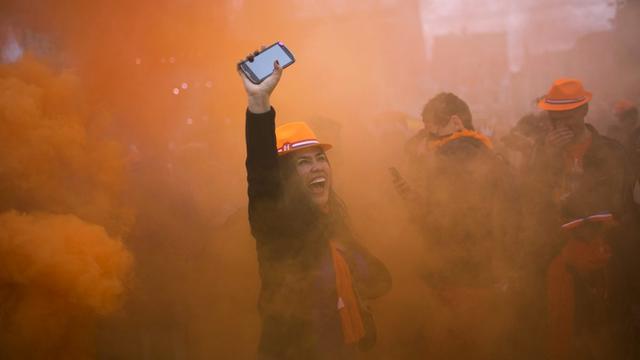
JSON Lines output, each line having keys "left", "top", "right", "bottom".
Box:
{"left": 248, "top": 94, "right": 271, "bottom": 114}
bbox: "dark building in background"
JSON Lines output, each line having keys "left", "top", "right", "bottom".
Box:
{"left": 511, "top": 0, "right": 640, "bottom": 131}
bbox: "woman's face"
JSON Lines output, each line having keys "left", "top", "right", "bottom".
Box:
{"left": 290, "top": 146, "right": 332, "bottom": 209}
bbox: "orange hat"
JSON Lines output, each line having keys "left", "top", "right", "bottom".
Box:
{"left": 538, "top": 78, "right": 592, "bottom": 111}
{"left": 276, "top": 121, "right": 332, "bottom": 156}
{"left": 613, "top": 99, "right": 635, "bottom": 115}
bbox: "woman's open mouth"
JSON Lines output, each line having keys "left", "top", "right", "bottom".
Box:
{"left": 308, "top": 176, "right": 327, "bottom": 194}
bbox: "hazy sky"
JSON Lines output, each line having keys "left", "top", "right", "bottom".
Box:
{"left": 420, "top": 0, "right": 617, "bottom": 70}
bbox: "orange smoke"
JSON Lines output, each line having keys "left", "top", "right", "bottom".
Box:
{"left": 0, "top": 1, "right": 636, "bottom": 359}
{"left": 0, "top": 57, "right": 132, "bottom": 234}
{"left": 0, "top": 57, "right": 133, "bottom": 359}
{"left": 0, "top": 211, "right": 132, "bottom": 314}
{"left": 0, "top": 211, "right": 133, "bottom": 358}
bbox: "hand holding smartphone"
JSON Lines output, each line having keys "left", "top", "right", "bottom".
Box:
{"left": 238, "top": 42, "right": 294, "bottom": 113}
{"left": 238, "top": 42, "right": 295, "bottom": 84}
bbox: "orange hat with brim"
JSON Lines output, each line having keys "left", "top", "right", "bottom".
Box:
{"left": 538, "top": 78, "right": 592, "bottom": 111}
{"left": 276, "top": 121, "right": 332, "bottom": 156}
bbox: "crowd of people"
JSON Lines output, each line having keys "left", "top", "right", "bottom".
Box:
{"left": 397, "top": 79, "right": 640, "bottom": 359}
{"left": 240, "top": 51, "right": 640, "bottom": 360}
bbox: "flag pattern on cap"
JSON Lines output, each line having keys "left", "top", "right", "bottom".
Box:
{"left": 277, "top": 139, "right": 320, "bottom": 153}
{"left": 275, "top": 121, "right": 332, "bottom": 156}
{"left": 545, "top": 96, "right": 587, "bottom": 105}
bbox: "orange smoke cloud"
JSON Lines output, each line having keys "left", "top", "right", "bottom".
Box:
{"left": 0, "top": 211, "right": 133, "bottom": 358}
{"left": 0, "top": 57, "right": 132, "bottom": 233}
{"left": 0, "top": 57, "right": 134, "bottom": 358}
{"left": 0, "top": 1, "right": 634, "bottom": 358}
{"left": 0, "top": 211, "right": 132, "bottom": 314}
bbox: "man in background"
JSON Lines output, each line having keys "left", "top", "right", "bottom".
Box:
{"left": 525, "top": 78, "right": 637, "bottom": 359}
{"left": 396, "top": 92, "right": 518, "bottom": 359}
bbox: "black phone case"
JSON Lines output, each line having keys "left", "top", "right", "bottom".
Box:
{"left": 240, "top": 42, "right": 295, "bottom": 85}
{"left": 240, "top": 63, "right": 259, "bottom": 84}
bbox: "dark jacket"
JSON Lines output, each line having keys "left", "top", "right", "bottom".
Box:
{"left": 245, "top": 108, "right": 391, "bottom": 360}
{"left": 626, "top": 127, "right": 640, "bottom": 185}
{"left": 527, "top": 124, "right": 629, "bottom": 222}
{"left": 524, "top": 124, "right": 638, "bottom": 359}
{"left": 520, "top": 125, "right": 630, "bottom": 270}
{"left": 404, "top": 131, "right": 518, "bottom": 289}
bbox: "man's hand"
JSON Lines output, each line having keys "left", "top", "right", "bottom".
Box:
{"left": 391, "top": 168, "right": 422, "bottom": 202}
{"left": 544, "top": 126, "right": 574, "bottom": 152}
{"left": 237, "top": 46, "right": 283, "bottom": 114}
{"left": 390, "top": 169, "right": 426, "bottom": 222}
{"left": 392, "top": 174, "right": 413, "bottom": 200}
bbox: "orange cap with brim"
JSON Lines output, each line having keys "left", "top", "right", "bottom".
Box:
{"left": 276, "top": 121, "right": 332, "bottom": 156}
{"left": 538, "top": 78, "right": 592, "bottom": 111}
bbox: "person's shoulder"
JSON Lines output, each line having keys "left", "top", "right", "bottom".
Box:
{"left": 596, "top": 132, "right": 626, "bottom": 156}
{"left": 438, "top": 135, "right": 488, "bottom": 157}
{"left": 404, "top": 129, "right": 427, "bottom": 158}
{"left": 589, "top": 124, "right": 627, "bottom": 163}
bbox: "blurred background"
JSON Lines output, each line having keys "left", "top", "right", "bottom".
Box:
{"left": 0, "top": 0, "right": 638, "bottom": 359}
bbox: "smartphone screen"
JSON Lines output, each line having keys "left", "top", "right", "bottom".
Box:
{"left": 241, "top": 43, "right": 295, "bottom": 84}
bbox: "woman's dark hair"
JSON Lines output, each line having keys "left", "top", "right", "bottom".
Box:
{"left": 278, "top": 150, "right": 354, "bottom": 240}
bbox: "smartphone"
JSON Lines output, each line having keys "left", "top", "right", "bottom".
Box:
{"left": 239, "top": 42, "right": 295, "bottom": 84}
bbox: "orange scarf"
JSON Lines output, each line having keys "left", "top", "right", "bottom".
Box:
{"left": 554, "top": 134, "right": 593, "bottom": 203}
{"left": 330, "top": 241, "right": 365, "bottom": 344}
{"left": 546, "top": 236, "right": 611, "bottom": 359}
{"left": 428, "top": 129, "right": 494, "bottom": 151}
{"left": 563, "top": 134, "right": 592, "bottom": 172}
{"left": 546, "top": 253, "right": 575, "bottom": 360}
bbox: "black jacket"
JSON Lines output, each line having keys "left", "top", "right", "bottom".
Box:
{"left": 403, "top": 132, "right": 518, "bottom": 289}
{"left": 528, "top": 124, "right": 629, "bottom": 221}
{"left": 245, "top": 108, "right": 391, "bottom": 359}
